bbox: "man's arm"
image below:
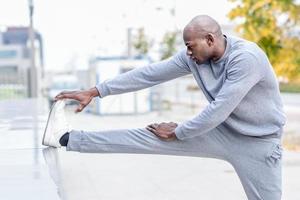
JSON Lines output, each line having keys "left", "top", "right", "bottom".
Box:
{"left": 174, "top": 52, "right": 264, "bottom": 140}
{"left": 96, "top": 50, "right": 191, "bottom": 98}
{"left": 55, "top": 50, "right": 190, "bottom": 112}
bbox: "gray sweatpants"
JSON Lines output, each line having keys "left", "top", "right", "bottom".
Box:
{"left": 66, "top": 127, "right": 283, "bottom": 200}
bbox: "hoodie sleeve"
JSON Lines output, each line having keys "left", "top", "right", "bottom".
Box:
{"left": 96, "top": 50, "right": 191, "bottom": 98}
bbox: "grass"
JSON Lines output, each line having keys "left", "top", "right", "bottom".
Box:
{"left": 0, "top": 88, "right": 26, "bottom": 100}
{"left": 280, "top": 82, "right": 300, "bottom": 93}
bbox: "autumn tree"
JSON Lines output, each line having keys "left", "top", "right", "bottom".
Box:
{"left": 228, "top": 0, "right": 300, "bottom": 80}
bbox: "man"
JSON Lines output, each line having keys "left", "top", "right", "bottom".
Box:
{"left": 43, "top": 15, "right": 286, "bottom": 199}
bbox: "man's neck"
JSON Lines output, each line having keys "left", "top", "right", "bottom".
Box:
{"left": 211, "top": 36, "right": 227, "bottom": 62}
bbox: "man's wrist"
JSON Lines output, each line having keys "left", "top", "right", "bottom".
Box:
{"left": 88, "top": 87, "right": 100, "bottom": 97}
{"left": 172, "top": 131, "right": 178, "bottom": 140}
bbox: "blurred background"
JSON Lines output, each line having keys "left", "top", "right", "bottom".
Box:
{"left": 1, "top": 0, "right": 299, "bottom": 147}
{"left": 0, "top": 0, "right": 299, "bottom": 200}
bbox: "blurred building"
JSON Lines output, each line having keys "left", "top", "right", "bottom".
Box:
{"left": 88, "top": 55, "right": 153, "bottom": 115}
{"left": 0, "top": 27, "right": 43, "bottom": 99}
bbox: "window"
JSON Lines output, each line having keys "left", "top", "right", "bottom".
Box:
{"left": 0, "top": 66, "right": 18, "bottom": 74}
{"left": 0, "top": 50, "right": 17, "bottom": 59}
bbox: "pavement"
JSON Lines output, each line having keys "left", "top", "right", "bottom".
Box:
{"left": 0, "top": 98, "right": 300, "bottom": 200}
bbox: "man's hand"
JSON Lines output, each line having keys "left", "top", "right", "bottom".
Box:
{"left": 55, "top": 87, "right": 99, "bottom": 113}
{"left": 146, "top": 122, "right": 178, "bottom": 141}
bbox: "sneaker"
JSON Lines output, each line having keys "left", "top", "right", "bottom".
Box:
{"left": 42, "top": 100, "right": 72, "bottom": 147}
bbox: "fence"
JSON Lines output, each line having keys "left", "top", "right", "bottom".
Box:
{"left": 0, "top": 67, "right": 29, "bottom": 100}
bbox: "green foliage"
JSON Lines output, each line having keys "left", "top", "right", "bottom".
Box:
{"left": 133, "top": 28, "right": 152, "bottom": 55}
{"left": 228, "top": 0, "right": 300, "bottom": 80}
{"left": 160, "top": 30, "right": 181, "bottom": 60}
{"left": 0, "top": 88, "right": 26, "bottom": 100}
{"left": 280, "top": 82, "right": 300, "bottom": 93}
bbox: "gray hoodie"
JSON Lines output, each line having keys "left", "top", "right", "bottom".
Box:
{"left": 96, "top": 35, "right": 286, "bottom": 140}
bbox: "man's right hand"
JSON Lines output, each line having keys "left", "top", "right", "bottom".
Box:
{"left": 55, "top": 87, "right": 100, "bottom": 113}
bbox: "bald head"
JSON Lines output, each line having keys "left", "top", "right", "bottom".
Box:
{"left": 183, "top": 15, "right": 227, "bottom": 64}
{"left": 183, "top": 15, "right": 222, "bottom": 40}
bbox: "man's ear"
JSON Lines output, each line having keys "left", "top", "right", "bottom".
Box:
{"left": 205, "top": 33, "right": 214, "bottom": 46}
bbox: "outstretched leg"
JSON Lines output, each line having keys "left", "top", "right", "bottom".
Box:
{"left": 66, "top": 126, "right": 283, "bottom": 199}
{"left": 66, "top": 127, "right": 231, "bottom": 161}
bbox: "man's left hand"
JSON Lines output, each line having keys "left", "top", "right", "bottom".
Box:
{"left": 146, "top": 122, "right": 178, "bottom": 141}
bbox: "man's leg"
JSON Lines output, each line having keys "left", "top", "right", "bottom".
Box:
{"left": 66, "top": 126, "right": 283, "bottom": 199}
{"left": 66, "top": 127, "right": 231, "bottom": 160}
{"left": 227, "top": 133, "right": 283, "bottom": 200}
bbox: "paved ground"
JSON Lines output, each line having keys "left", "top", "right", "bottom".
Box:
{"left": 0, "top": 98, "right": 299, "bottom": 200}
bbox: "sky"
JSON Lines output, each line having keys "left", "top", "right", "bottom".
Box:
{"left": 0, "top": 0, "right": 235, "bottom": 71}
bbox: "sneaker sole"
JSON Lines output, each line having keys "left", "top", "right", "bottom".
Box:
{"left": 42, "top": 101, "right": 60, "bottom": 146}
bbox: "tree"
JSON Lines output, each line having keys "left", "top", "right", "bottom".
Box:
{"left": 228, "top": 0, "right": 300, "bottom": 80}
{"left": 133, "top": 28, "right": 152, "bottom": 55}
{"left": 160, "top": 30, "right": 181, "bottom": 60}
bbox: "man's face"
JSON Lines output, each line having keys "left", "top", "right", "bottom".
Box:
{"left": 183, "top": 29, "right": 212, "bottom": 64}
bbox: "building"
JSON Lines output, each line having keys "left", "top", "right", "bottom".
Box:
{"left": 0, "top": 27, "right": 43, "bottom": 99}
{"left": 88, "top": 55, "right": 153, "bottom": 115}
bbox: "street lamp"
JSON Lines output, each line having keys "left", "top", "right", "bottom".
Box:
{"left": 28, "top": 0, "right": 33, "bottom": 17}
{"left": 28, "top": 0, "right": 38, "bottom": 97}
{"left": 28, "top": 0, "right": 40, "bottom": 169}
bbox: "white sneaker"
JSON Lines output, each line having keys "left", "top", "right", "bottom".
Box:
{"left": 42, "top": 100, "right": 72, "bottom": 147}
